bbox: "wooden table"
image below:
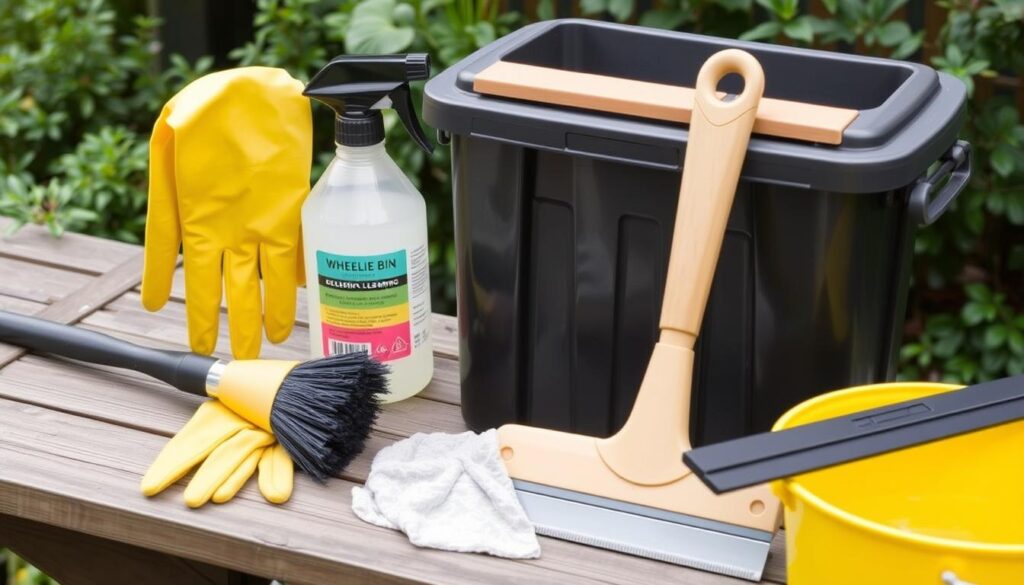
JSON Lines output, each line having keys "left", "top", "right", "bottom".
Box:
{"left": 0, "top": 220, "right": 788, "bottom": 585}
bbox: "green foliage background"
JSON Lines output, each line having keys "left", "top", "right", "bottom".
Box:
{"left": 2, "top": 0, "right": 1022, "bottom": 385}
{"left": 0, "top": 0, "right": 1022, "bottom": 582}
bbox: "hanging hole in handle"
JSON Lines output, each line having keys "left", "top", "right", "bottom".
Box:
{"left": 694, "top": 50, "right": 765, "bottom": 121}
{"left": 715, "top": 73, "right": 745, "bottom": 102}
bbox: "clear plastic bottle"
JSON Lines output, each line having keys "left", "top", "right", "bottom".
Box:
{"left": 302, "top": 142, "right": 433, "bottom": 402}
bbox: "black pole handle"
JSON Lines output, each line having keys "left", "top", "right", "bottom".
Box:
{"left": 0, "top": 310, "right": 217, "bottom": 396}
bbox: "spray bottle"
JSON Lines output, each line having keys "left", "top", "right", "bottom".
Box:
{"left": 302, "top": 54, "right": 434, "bottom": 403}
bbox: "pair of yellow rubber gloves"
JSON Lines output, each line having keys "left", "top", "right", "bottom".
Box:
{"left": 139, "top": 67, "right": 311, "bottom": 507}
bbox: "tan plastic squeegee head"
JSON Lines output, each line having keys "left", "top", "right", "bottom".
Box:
{"left": 497, "top": 50, "right": 782, "bottom": 580}
{"left": 474, "top": 60, "right": 858, "bottom": 144}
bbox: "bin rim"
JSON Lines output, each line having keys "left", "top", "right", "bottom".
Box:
{"left": 423, "top": 19, "right": 970, "bottom": 194}
{"left": 772, "top": 381, "right": 1024, "bottom": 557}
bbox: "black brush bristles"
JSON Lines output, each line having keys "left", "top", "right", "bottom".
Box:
{"left": 269, "top": 352, "right": 388, "bottom": 481}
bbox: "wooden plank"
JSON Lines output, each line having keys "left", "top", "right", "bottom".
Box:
{"left": 0, "top": 217, "right": 138, "bottom": 275}
{"left": 0, "top": 294, "right": 45, "bottom": 315}
{"left": 159, "top": 269, "right": 460, "bottom": 359}
{"left": 15, "top": 298, "right": 780, "bottom": 581}
{"left": 0, "top": 353, "right": 446, "bottom": 484}
{"left": 0, "top": 319, "right": 783, "bottom": 583}
{"left": 0, "top": 305, "right": 457, "bottom": 518}
{"left": 0, "top": 236, "right": 786, "bottom": 583}
{"left": 0, "top": 257, "right": 92, "bottom": 304}
{"left": 0, "top": 399, "right": 507, "bottom": 585}
{"left": 91, "top": 293, "right": 308, "bottom": 361}
{"left": 766, "top": 542, "right": 786, "bottom": 583}
{"left": 0, "top": 351, "right": 785, "bottom": 584}
{"left": 2, "top": 338, "right": 463, "bottom": 459}
{"left": 95, "top": 294, "right": 462, "bottom": 404}
{"left": 0, "top": 398, "right": 771, "bottom": 585}
{"left": 0, "top": 252, "right": 144, "bottom": 369}
{"left": 0, "top": 513, "right": 257, "bottom": 585}
{"left": 429, "top": 313, "right": 459, "bottom": 360}
{"left": 419, "top": 354, "right": 460, "bottom": 404}
{"left": 473, "top": 62, "right": 858, "bottom": 145}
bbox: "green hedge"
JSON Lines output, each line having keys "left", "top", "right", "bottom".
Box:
{"left": 0, "top": 2, "right": 1021, "bottom": 583}
{"left": 1, "top": 0, "right": 1022, "bottom": 384}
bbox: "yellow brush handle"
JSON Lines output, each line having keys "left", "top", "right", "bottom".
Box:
{"left": 208, "top": 360, "right": 299, "bottom": 432}
{"left": 659, "top": 50, "right": 765, "bottom": 348}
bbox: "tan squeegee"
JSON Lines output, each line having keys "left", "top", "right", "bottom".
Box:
{"left": 474, "top": 60, "right": 858, "bottom": 144}
{"left": 497, "top": 50, "right": 781, "bottom": 581}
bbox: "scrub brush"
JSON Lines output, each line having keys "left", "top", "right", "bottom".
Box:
{"left": 0, "top": 309, "right": 386, "bottom": 480}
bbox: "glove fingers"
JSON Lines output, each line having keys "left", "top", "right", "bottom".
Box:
{"left": 141, "top": 107, "right": 181, "bottom": 313}
{"left": 260, "top": 242, "right": 299, "bottom": 345}
{"left": 141, "top": 401, "right": 250, "bottom": 497}
{"left": 211, "top": 448, "right": 264, "bottom": 504}
{"left": 183, "top": 246, "right": 224, "bottom": 355}
{"left": 224, "top": 248, "right": 263, "bottom": 359}
{"left": 258, "top": 443, "right": 294, "bottom": 504}
{"left": 184, "top": 428, "right": 275, "bottom": 508}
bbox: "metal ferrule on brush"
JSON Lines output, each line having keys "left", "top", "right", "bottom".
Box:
{"left": 204, "top": 360, "right": 228, "bottom": 393}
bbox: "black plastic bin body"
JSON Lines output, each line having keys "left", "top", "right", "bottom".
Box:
{"left": 423, "top": 20, "right": 970, "bottom": 445}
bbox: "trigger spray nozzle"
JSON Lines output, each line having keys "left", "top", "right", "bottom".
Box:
{"left": 303, "top": 53, "right": 434, "bottom": 153}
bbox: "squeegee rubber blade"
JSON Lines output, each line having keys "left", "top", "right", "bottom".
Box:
{"left": 513, "top": 480, "right": 772, "bottom": 582}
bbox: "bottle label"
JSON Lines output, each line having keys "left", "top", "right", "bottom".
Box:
{"left": 316, "top": 249, "right": 413, "bottom": 362}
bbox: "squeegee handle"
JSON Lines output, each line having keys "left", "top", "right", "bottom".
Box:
{"left": 0, "top": 310, "right": 216, "bottom": 396}
{"left": 659, "top": 50, "right": 764, "bottom": 345}
{"left": 684, "top": 375, "right": 1024, "bottom": 494}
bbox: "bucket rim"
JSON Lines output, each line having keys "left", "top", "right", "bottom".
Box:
{"left": 772, "top": 381, "right": 1024, "bottom": 556}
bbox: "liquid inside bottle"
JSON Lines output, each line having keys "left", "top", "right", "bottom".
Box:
{"left": 302, "top": 142, "right": 433, "bottom": 402}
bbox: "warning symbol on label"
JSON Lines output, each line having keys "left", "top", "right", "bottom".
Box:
{"left": 392, "top": 337, "right": 408, "bottom": 353}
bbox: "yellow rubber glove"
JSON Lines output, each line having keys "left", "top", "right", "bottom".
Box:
{"left": 142, "top": 400, "right": 294, "bottom": 508}
{"left": 141, "top": 67, "right": 312, "bottom": 359}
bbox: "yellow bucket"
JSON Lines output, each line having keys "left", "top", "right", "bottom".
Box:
{"left": 772, "top": 382, "right": 1024, "bottom": 584}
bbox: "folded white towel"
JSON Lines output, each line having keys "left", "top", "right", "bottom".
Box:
{"left": 352, "top": 429, "right": 541, "bottom": 559}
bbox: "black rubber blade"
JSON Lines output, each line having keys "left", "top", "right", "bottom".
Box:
{"left": 684, "top": 375, "right": 1024, "bottom": 494}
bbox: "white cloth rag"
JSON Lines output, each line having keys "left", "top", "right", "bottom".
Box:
{"left": 351, "top": 429, "right": 541, "bottom": 559}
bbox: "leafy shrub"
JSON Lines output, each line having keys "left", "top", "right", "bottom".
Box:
{"left": 0, "top": 0, "right": 1021, "bottom": 379}
{"left": 230, "top": 0, "right": 523, "bottom": 311}
{"left": 50, "top": 126, "right": 150, "bottom": 241}
{"left": 3, "top": 3, "right": 1018, "bottom": 584}
{"left": 0, "top": 174, "right": 95, "bottom": 237}
{"left": 902, "top": 284, "right": 1024, "bottom": 382}
{"left": 901, "top": 1, "right": 1024, "bottom": 383}
{"left": 0, "top": 0, "right": 209, "bottom": 240}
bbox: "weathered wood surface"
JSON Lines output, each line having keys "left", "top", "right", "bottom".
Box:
{"left": 0, "top": 221, "right": 787, "bottom": 585}
{"left": 0, "top": 513, "right": 266, "bottom": 585}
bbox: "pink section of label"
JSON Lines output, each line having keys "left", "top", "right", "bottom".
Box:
{"left": 322, "top": 322, "right": 412, "bottom": 362}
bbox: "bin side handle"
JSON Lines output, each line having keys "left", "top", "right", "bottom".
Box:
{"left": 909, "top": 140, "right": 972, "bottom": 226}
{"left": 472, "top": 61, "right": 859, "bottom": 145}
